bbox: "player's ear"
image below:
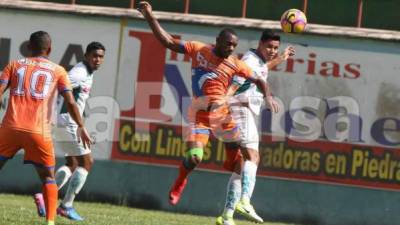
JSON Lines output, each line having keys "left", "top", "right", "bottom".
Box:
{"left": 47, "top": 46, "right": 52, "bottom": 55}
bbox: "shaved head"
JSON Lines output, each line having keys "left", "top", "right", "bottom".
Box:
{"left": 218, "top": 28, "right": 237, "bottom": 39}
{"left": 29, "top": 31, "right": 51, "bottom": 56}
{"left": 215, "top": 28, "right": 238, "bottom": 58}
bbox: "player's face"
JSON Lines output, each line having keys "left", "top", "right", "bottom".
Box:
{"left": 215, "top": 34, "right": 238, "bottom": 58}
{"left": 85, "top": 49, "right": 105, "bottom": 71}
{"left": 259, "top": 39, "right": 280, "bottom": 61}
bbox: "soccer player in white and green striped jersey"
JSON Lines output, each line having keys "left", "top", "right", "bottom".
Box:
{"left": 217, "top": 30, "right": 295, "bottom": 225}
{"left": 54, "top": 42, "right": 105, "bottom": 221}
{"left": 34, "top": 42, "right": 105, "bottom": 221}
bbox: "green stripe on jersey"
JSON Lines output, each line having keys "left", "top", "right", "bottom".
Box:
{"left": 234, "top": 79, "right": 263, "bottom": 96}
{"left": 60, "top": 87, "right": 81, "bottom": 114}
{"left": 234, "top": 79, "right": 252, "bottom": 95}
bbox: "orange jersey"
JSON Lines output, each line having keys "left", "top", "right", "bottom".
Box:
{"left": 0, "top": 57, "right": 71, "bottom": 135}
{"left": 183, "top": 41, "right": 253, "bottom": 104}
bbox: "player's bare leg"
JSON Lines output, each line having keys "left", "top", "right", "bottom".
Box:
{"left": 169, "top": 141, "right": 204, "bottom": 205}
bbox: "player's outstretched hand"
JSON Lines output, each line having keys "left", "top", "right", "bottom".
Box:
{"left": 76, "top": 127, "right": 93, "bottom": 149}
{"left": 267, "top": 46, "right": 295, "bottom": 69}
{"left": 137, "top": 1, "right": 152, "bottom": 17}
{"left": 265, "top": 96, "right": 280, "bottom": 113}
{"left": 281, "top": 46, "right": 295, "bottom": 60}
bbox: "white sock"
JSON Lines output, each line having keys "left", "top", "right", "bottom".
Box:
{"left": 55, "top": 165, "right": 72, "bottom": 190}
{"left": 223, "top": 172, "right": 242, "bottom": 218}
{"left": 62, "top": 167, "right": 88, "bottom": 207}
{"left": 241, "top": 160, "right": 257, "bottom": 202}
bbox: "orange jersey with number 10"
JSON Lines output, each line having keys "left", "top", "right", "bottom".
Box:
{"left": 0, "top": 57, "right": 71, "bottom": 136}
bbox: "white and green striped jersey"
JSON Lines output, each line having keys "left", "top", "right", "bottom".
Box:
{"left": 59, "top": 62, "right": 94, "bottom": 126}
{"left": 231, "top": 49, "right": 269, "bottom": 115}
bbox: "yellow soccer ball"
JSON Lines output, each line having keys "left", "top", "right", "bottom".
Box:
{"left": 280, "top": 9, "right": 307, "bottom": 33}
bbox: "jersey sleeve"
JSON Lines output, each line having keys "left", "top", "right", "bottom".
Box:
{"left": 236, "top": 60, "right": 254, "bottom": 79}
{"left": 232, "top": 75, "right": 246, "bottom": 86}
{"left": 183, "top": 41, "right": 205, "bottom": 57}
{"left": 56, "top": 67, "right": 72, "bottom": 93}
{"left": 0, "top": 62, "right": 14, "bottom": 86}
{"left": 68, "top": 66, "right": 84, "bottom": 89}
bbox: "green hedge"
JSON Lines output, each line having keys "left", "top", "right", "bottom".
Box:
{"left": 28, "top": 0, "right": 400, "bottom": 30}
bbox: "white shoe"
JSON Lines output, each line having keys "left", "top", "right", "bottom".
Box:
{"left": 216, "top": 215, "right": 236, "bottom": 225}
{"left": 235, "top": 199, "right": 264, "bottom": 223}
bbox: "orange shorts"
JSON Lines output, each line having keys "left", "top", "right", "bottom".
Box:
{"left": 186, "top": 104, "right": 239, "bottom": 146}
{"left": 0, "top": 127, "right": 55, "bottom": 168}
{"left": 223, "top": 143, "right": 243, "bottom": 172}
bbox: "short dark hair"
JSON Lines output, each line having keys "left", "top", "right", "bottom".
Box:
{"left": 218, "top": 28, "right": 237, "bottom": 38}
{"left": 260, "top": 29, "right": 280, "bottom": 42}
{"left": 29, "top": 31, "right": 51, "bottom": 53}
{"left": 85, "top": 42, "right": 105, "bottom": 54}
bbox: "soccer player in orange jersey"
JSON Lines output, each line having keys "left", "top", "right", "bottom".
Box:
{"left": 33, "top": 42, "right": 106, "bottom": 221}
{"left": 0, "top": 31, "right": 92, "bottom": 225}
{"left": 138, "top": 1, "right": 280, "bottom": 206}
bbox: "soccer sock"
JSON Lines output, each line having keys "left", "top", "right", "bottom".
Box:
{"left": 55, "top": 165, "right": 72, "bottom": 190}
{"left": 175, "top": 162, "right": 191, "bottom": 184}
{"left": 241, "top": 160, "right": 258, "bottom": 202}
{"left": 176, "top": 163, "right": 192, "bottom": 182}
{"left": 42, "top": 181, "right": 58, "bottom": 223}
{"left": 223, "top": 172, "right": 242, "bottom": 218}
{"left": 62, "top": 167, "right": 88, "bottom": 207}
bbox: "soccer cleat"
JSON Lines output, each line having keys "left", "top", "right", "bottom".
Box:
{"left": 216, "top": 215, "right": 236, "bottom": 225}
{"left": 168, "top": 178, "right": 188, "bottom": 205}
{"left": 33, "top": 193, "right": 46, "bottom": 217}
{"left": 47, "top": 221, "right": 55, "bottom": 225}
{"left": 57, "top": 204, "right": 84, "bottom": 221}
{"left": 235, "top": 199, "right": 264, "bottom": 223}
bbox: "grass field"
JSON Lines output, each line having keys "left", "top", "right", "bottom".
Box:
{"left": 0, "top": 194, "right": 296, "bottom": 225}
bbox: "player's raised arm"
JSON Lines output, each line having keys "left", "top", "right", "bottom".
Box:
{"left": 138, "top": 1, "right": 185, "bottom": 53}
{"left": 267, "top": 46, "right": 295, "bottom": 69}
{"left": 61, "top": 91, "right": 93, "bottom": 149}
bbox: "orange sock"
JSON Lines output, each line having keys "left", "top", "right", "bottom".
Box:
{"left": 43, "top": 182, "right": 58, "bottom": 222}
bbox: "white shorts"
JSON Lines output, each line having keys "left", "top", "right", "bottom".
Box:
{"left": 230, "top": 105, "right": 260, "bottom": 151}
{"left": 53, "top": 114, "right": 91, "bottom": 157}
